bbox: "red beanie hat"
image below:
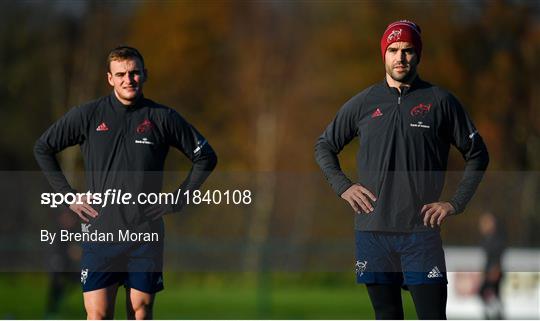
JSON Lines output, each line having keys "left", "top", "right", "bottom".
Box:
{"left": 381, "top": 20, "right": 422, "bottom": 61}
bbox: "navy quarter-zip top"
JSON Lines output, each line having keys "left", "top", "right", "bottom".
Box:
{"left": 315, "top": 77, "right": 489, "bottom": 232}
{"left": 34, "top": 93, "right": 217, "bottom": 234}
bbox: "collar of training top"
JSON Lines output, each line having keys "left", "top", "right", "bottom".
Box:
{"left": 110, "top": 91, "right": 146, "bottom": 112}
{"left": 383, "top": 75, "right": 430, "bottom": 97}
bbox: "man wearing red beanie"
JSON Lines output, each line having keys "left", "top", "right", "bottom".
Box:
{"left": 315, "top": 20, "right": 489, "bottom": 319}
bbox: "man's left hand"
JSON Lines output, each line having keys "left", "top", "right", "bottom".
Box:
{"left": 421, "top": 202, "right": 455, "bottom": 227}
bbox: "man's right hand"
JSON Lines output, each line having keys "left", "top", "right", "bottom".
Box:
{"left": 340, "top": 184, "right": 377, "bottom": 214}
{"left": 68, "top": 195, "right": 98, "bottom": 223}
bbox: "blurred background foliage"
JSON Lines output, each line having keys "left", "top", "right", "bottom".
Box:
{"left": 1, "top": 0, "right": 538, "bottom": 171}
{"left": 2, "top": 0, "right": 537, "bottom": 244}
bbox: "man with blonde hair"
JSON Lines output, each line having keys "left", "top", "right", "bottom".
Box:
{"left": 35, "top": 46, "right": 217, "bottom": 319}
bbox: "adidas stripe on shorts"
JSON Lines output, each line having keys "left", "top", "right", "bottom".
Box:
{"left": 354, "top": 230, "right": 448, "bottom": 285}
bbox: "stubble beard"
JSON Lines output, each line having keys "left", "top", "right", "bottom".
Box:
{"left": 387, "top": 64, "right": 417, "bottom": 84}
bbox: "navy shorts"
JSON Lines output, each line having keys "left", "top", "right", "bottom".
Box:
{"left": 355, "top": 230, "right": 447, "bottom": 286}
{"left": 80, "top": 241, "right": 164, "bottom": 293}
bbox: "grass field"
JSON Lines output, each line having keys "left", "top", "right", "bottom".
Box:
{"left": 0, "top": 272, "right": 417, "bottom": 319}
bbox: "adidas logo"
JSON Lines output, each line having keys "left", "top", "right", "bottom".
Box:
{"left": 96, "top": 122, "right": 109, "bottom": 131}
{"left": 427, "top": 266, "right": 443, "bottom": 278}
{"left": 371, "top": 108, "right": 383, "bottom": 118}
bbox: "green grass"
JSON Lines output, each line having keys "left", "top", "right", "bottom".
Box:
{"left": 0, "top": 272, "right": 417, "bottom": 319}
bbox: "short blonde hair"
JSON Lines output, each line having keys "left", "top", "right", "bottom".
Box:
{"left": 107, "top": 46, "right": 144, "bottom": 71}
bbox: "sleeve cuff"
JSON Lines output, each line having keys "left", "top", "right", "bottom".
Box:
{"left": 335, "top": 180, "right": 354, "bottom": 197}
{"left": 448, "top": 199, "right": 463, "bottom": 215}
